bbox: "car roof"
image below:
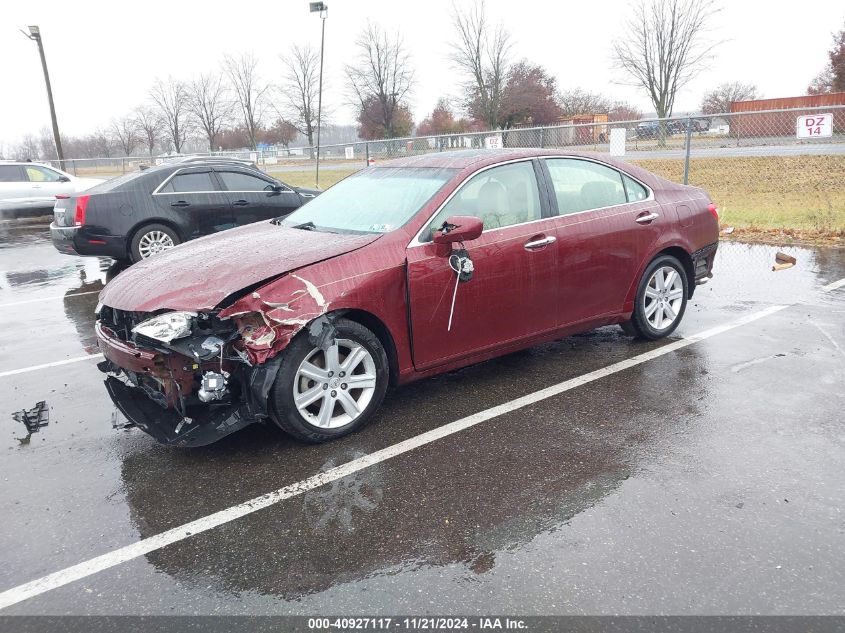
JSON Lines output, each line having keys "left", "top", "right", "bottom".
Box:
{"left": 372, "top": 148, "right": 684, "bottom": 191}
{"left": 141, "top": 160, "right": 263, "bottom": 175}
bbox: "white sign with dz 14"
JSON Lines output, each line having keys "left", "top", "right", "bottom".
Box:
{"left": 796, "top": 113, "right": 833, "bottom": 138}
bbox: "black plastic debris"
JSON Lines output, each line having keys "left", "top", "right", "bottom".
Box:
{"left": 13, "top": 401, "right": 49, "bottom": 434}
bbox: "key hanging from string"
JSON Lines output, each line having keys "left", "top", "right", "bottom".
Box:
{"left": 447, "top": 249, "right": 474, "bottom": 331}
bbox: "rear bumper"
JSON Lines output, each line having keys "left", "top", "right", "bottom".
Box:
{"left": 50, "top": 223, "right": 127, "bottom": 258}
{"left": 692, "top": 242, "right": 718, "bottom": 281}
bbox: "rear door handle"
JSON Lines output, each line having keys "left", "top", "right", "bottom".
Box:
{"left": 233, "top": 199, "right": 249, "bottom": 207}
{"left": 524, "top": 236, "right": 556, "bottom": 250}
{"left": 170, "top": 200, "right": 190, "bottom": 208}
{"left": 635, "top": 212, "right": 659, "bottom": 224}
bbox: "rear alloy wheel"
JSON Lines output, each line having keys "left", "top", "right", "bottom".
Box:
{"left": 269, "top": 319, "right": 389, "bottom": 443}
{"left": 130, "top": 223, "right": 180, "bottom": 262}
{"left": 622, "top": 254, "right": 688, "bottom": 340}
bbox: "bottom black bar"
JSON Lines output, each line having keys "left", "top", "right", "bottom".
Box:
{"left": 0, "top": 616, "right": 843, "bottom": 633}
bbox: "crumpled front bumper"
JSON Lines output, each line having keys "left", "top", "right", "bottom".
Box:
{"left": 104, "top": 376, "right": 254, "bottom": 447}
{"left": 96, "top": 321, "right": 285, "bottom": 447}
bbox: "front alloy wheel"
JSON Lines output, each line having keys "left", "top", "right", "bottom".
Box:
{"left": 293, "top": 340, "right": 378, "bottom": 429}
{"left": 270, "top": 318, "right": 389, "bottom": 443}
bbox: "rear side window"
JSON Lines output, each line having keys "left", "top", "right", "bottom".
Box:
{"left": 217, "top": 171, "right": 275, "bottom": 192}
{"left": 25, "top": 165, "right": 62, "bottom": 182}
{"left": 622, "top": 174, "right": 649, "bottom": 202}
{"left": 0, "top": 166, "right": 23, "bottom": 182}
{"left": 545, "top": 158, "right": 626, "bottom": 215}
{"left": 159, "top": 171, "right": 217, "bottom": 193}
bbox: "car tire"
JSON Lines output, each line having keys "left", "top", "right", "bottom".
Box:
{"left": 129, "top": 223, "right": 180, "bottom": 262}
{"left": 268, "top": 318, "right": 389, "bottom": 443}
{"left": 621, "top": 254, "right": 688, "bottom": 340}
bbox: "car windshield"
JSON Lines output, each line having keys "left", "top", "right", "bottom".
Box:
{"left": 280, "top": 167, "right": 456, "bottom": 234}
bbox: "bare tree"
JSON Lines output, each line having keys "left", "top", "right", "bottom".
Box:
{"left": 37, "top": 127, "right": 58, "bottom": 160}
{"left": 279, "top": 44, "right": 321, "bottom": 149}
{"left": 111, "top": 116, "right": 140, "bottom": 156}
{"left": 345, "top": 22, "right": 415, "bottom": 139}
{"left": 134, "top": 106, "right": 163, "bottom": 158}
{"left": 223, "top": 53, "right": 270, "bottom": 151}
{"left": 450, "top": 0, "right": 513, "bottom": 129}
{"left": 699, "top": 81, "right": 759, "bottom": 115}
{"left": 149, "top": 77, "right": 191, "bottom": 154}
{"left": 89, "top": 128, "right": 114, "bottom": 157}
{"left": 557, "top": 88, "right": 611, "bottom": 117}
{"left": 15, "top": 134, "right": 40, "bottom": 160}
{"left": 187, "top": 72, "right": 232, "bottom": 151}
{"left": 613, "top": 0, "right": 720, "bottom": 120}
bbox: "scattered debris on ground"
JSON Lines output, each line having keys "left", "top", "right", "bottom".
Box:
{"left": 13, "top": 401, "right": 49, "bottom": 445}
{"left": 773, "top": 252, "right": 797, "bottom": 271}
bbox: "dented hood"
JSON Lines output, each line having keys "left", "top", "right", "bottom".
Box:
{"left": 99, "top": 221, "right": 380, "bottom": 312}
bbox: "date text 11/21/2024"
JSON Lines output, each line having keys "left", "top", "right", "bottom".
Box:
{"left": 306, "top": 617, "right": 528, "bottom": 630}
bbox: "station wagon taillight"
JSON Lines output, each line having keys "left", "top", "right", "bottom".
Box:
{"left": 74, "top": 195, "right": 90, "bottom": 226}
{"left": 707, "top": 203, "right": 719, "bottom": 221}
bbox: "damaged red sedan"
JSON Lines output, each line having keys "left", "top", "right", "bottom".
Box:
{"left": 96, "top": 149, "right": 718, "bottom": 446}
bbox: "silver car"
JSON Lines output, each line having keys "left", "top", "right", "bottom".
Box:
{"left": 0, "top": 161, "right": 103, "bottom": 218}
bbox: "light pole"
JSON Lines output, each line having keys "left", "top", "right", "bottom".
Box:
{"left": 22, "top": 26, "right": 65, "bottom": 169}
{"left": 309, "top": 2, "right": 328, "bottom": 189}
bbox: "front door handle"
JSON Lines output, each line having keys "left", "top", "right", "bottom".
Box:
{"left": 635, "top": 212, "right": 659, "bottom": 224}
{"left": 233, "top": 199, "right": 249, "bottom": 207}
{"left": 524, "top": 236, "right": 556, "bottom": 250}
{"left": 170, "top": 200, "right": 190, "bottom": 208}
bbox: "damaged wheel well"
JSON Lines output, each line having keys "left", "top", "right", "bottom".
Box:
{"left": 337, "top": 309, "right": 400, "bottom": 387}
{"left": 657, "top": 246, "right": 695, "bottom": 298}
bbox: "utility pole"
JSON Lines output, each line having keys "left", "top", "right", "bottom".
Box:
{"left": 22, "top": 26, "right": 65, "bottom": 169}
{"left": 309, "top": 2, "right": 328, "bottom": 189}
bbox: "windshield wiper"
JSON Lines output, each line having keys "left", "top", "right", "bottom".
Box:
{"left": 292, "top": 221, "right": 317, "bottom": 231}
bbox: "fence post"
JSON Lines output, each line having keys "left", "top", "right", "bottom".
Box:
{"left": 365, "top": 142, "right": 369, "bottom": 166}
{"left": 683, "top": 116, "right": 693, "bottom": 185}
{"left": 121, "top": 158, "right": 126, "bottom": 175}
{"left": 540, "top": 127, "right": 546, "bottom": 148}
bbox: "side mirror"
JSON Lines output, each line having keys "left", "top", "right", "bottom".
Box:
{"left": 432, "top": 215, "right": 483, "bottom": 244}
{"left": 58, "top": 175, "right": 71, "bottom": 183}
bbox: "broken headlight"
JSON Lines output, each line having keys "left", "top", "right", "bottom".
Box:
{"left": 132, "top": 311, "right": 196, "bottom": 343}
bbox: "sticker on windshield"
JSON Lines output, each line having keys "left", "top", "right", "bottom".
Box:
{"left": 368, "top": 224, "right": 392, "bottom": 233}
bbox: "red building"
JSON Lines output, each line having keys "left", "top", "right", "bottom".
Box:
{"left": 729, "top": 93, "right": 845, "bottom": 137}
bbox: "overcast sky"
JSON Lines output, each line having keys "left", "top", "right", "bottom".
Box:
{"left": 1, "top": 0, "right": 843, "bottom": 151}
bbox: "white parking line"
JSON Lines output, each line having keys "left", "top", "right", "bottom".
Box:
{"left": 0, "top": 354, "right": 104, "bottom": 379}
{"left": 0, "top": 290, "right": 100, "bottom": 309}
{"left": 821, "top": 276, "right": 845, "bottom": 293}
{"left": 0, "top": 303, "right": 788, "bottom": 611}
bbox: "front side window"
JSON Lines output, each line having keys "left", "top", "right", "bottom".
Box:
{"left": 159, "top": 171, "right": 217, "bottom": 193}
{"left": 0, "top": 166, "right": 23, "bottom": 182}
{"left": 281, "top": 167, "right": 455, "bottom": 234}
{"left": 218, "top": 171, "right": 276, "bottom": 192}
{"left": 545, "top": 158, "right": 626, "bottom": 215}
{"left": 426, "top": 161, "right": 542, "bottom": 239}
{"left": 25, "top": 165, "right": 62, "bottom": 182}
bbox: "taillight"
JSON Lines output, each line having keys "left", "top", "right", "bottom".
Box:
{"left": 74, "top": 195, "right": 90, "bottom": 226}
{"left": 707, "top": 203, "right": 719, "bottom": 221}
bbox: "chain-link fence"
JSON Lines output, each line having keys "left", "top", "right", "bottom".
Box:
{"left": 45, "top": 105, "right": 844, "bottom": 239}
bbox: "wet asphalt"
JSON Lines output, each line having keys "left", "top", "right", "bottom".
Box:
{"left": 0, "top": 219, "right": 843, "bottom": 616}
